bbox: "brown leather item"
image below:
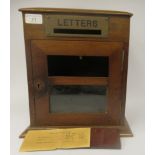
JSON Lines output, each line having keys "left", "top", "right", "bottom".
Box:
{"left": 90, "top": 128, "right": 121, "bottom": 149}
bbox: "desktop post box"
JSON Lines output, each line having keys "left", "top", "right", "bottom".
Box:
{"left": 19, "top": 8, "right": 133, "bottom": 146}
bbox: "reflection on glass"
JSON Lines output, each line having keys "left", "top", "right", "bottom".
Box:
{"left": 47, "top": 56, "right": 109, "bottom": 77}
{"left": 49, "top": 85, "right": 107, "bottom": 113}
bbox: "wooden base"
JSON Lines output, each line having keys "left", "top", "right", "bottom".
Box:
{"left": 19, "top": 118, "right": 133, "bottom": 138}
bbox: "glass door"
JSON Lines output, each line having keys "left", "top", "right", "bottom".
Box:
{"left": 49, "top": 85, "right": 107, "bottom": 113}
{"left": 47, "top": 55, "right": 108, "bottom": 114}
{"left": 31, "top": 40, "right": 123, "bottom": 126}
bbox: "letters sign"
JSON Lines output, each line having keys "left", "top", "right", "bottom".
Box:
{"left": 44, "top": 15, "right": 109, "bottom": 38}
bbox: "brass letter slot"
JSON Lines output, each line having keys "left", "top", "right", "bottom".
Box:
{"left": 44, "top": 15, "right": 109, "bottom": 38}
{"left": 53, "top": 29, "right": 102, "bottom": 35}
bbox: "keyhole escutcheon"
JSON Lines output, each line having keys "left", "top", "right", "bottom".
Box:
{"left": 37, "top": 83, "right": 40, "bottom": 89}
{"left": 34, "top": 79, "right": 45, "bottom": 92}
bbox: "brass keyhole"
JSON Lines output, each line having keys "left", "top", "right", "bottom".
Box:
{"left": 34, "top": 79, "right": 45, "bottom": 92}
{"left": 37, "top": 83, "right": 40, "bottom": 89}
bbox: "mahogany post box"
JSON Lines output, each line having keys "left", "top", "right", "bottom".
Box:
{"left": 19, "top": 8, "right": 133, "bottom": 146}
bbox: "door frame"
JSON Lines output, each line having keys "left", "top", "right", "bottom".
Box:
{"left": 31, "top": 40, "right": 123, "bottom": 126}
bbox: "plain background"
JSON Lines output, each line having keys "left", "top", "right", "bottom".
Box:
{"left": 10, "top": 0, "right": 145, "bottom": 155}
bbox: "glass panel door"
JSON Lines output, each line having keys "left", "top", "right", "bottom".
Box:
{"left": 49, "top": 85, "right": 107, "bottom": 113}
{"left": 31, "top": 40, "right": 123, "bottom": 126}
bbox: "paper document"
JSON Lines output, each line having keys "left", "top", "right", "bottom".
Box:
{"left": 20, "top": 128, "right": 91, "bottom": 152}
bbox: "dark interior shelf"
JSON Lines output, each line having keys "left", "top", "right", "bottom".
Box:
{"left": 47, "top": 55, "right": 109, "bottom": 77}
{"left": 48, "top": 76, "right": 108, "bottom": 85}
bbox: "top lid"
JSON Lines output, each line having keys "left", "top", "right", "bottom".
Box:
{"left": 19, "top": 8, "right": 133, "bottom": 17}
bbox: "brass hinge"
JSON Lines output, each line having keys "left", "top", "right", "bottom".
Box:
{"left": 122, "top": 50, "right": 125, "bottom": 71}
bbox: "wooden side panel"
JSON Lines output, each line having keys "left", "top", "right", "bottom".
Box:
{"left": 24, "top": 40, "right": 35, "bottom": 125}
{"left": 120, "top": 43, "right": 130, "bottom": 124}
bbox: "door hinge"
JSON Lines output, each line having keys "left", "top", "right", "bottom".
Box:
{"left": 122, "top": 50, "right": 125, "bottom": 71}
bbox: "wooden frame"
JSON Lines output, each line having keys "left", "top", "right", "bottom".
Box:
{"left": 31, "top": 40, "right": 123, "bottom": 126}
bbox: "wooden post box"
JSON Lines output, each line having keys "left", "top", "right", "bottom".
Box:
{"left": 19, "top": 8, "right": 133, "bottom": 141}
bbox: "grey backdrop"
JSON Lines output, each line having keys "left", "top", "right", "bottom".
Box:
{"left": 11, "top": 0, "right": 145, "bottom": 155}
